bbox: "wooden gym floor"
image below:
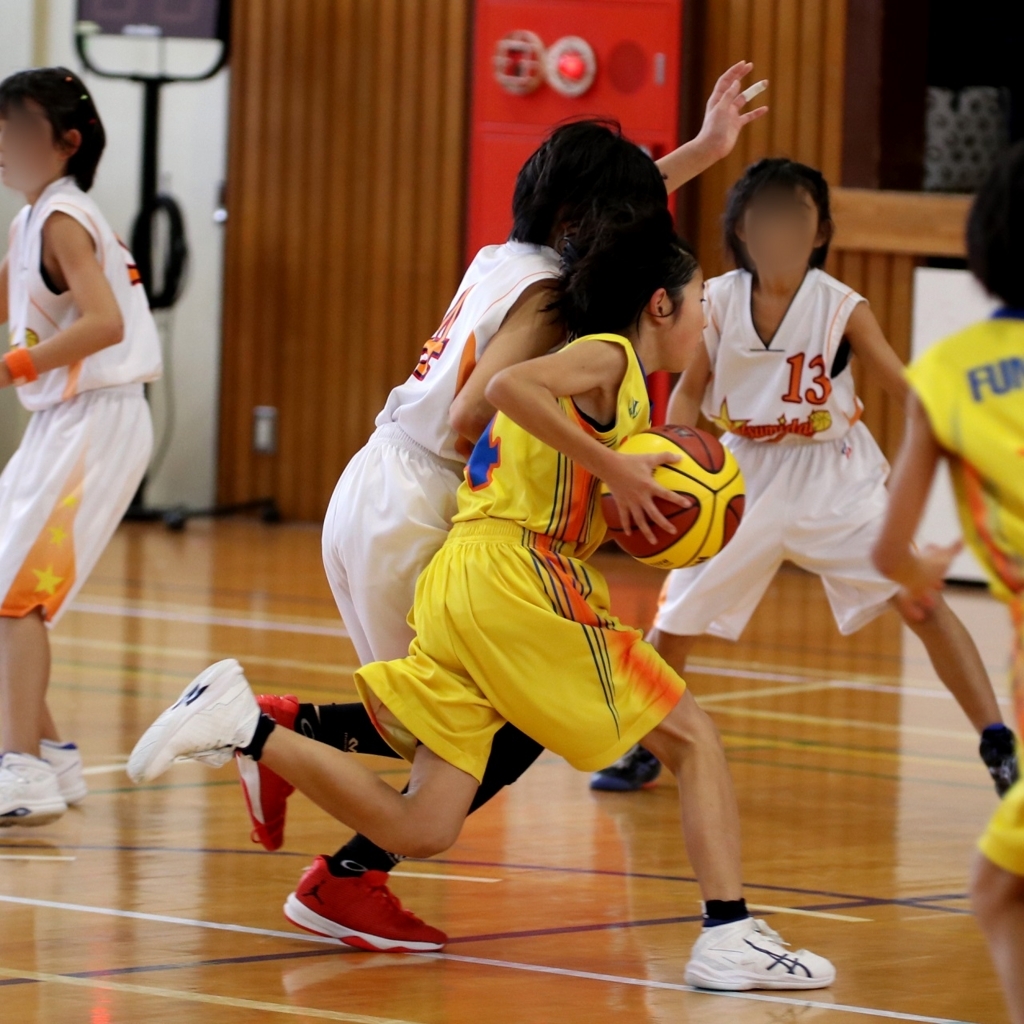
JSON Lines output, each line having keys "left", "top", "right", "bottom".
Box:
{"left": 0, "top": 519, "right": 1013, "bottom": 1023}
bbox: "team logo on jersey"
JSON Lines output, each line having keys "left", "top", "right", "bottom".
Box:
{"left": 967, "top": 358, "right": 1024, "bottom": 402}
{"left": 22, "top": 328, "right": 40, "bottom": 349}
{"left": 413, "top": 288, "right": 472, "bottom": 381}
{"left": 466, "top": 418, "right": 502, "bottom": 490}
{"left": 628, "top": 397, "right": 641, "bottom": 419}
{"left": 712, "top": 398, "right": 832, "bottom": 441}
{"left": 118, "top": 239, "right": 144, "bottom": 286}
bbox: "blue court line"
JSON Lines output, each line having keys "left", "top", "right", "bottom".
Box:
{"left": 0, "top": 947, "right": 353, "bottom": 988}
{"left": 0, "top": 839, "right": 970, "bottom": 917}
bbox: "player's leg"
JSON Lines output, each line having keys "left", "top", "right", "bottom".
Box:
{"left": 592, "top": 452, "right": 786, "bottom": 793}
{"left": 637, "top": 690, "right": 834, "bottom": 990}
{"left": 895, "top": 592, "right": 1002, "bottom": 731}
{"left": 129, "top": 660, "right": 481, "bottom": 852}
{"left": 0, "top": 610, "right": 51, "bottom": 754}
{"left": 238, "top": 436, "right": 453, "bottom": 850}
{"left": 2, "top": 390, "right": 150, "bottom": 823}
{"left": 792, "top": 424, "right": 1016, "bottom": 792}
{"left": 971, "top": 853, "right": 1024, "bottom": 1024}
{"left": 0, "top": 609, "right": 67, "bottom": 826}
{"left": 894, "top": 593, "right": 1016, "bottom": 792}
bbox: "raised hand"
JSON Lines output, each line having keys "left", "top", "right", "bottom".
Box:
{"left": 696, "top": 60, "right": 769, "bottom": 163}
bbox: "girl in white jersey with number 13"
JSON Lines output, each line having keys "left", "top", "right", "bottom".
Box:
{"left": 0, "top": 69, "right": 161, "bottom": 825}
{"left": 611, "top": 158, "right": 1018, "bottom": 796}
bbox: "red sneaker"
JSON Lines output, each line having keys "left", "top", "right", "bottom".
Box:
{"left": 284, "top": 856, "right": 448, "bottom": 952}
{"left": 236, "top": 694, "right": 298, "bottom": 851}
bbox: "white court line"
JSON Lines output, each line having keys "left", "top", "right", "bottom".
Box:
{"left": 68, "top": 601, "right": 350, "bottom": 639}
{"left": 430, "top": 952, "right": 977, "bottom": 1023}
{"left": 0, "top": 855, "right": 76, "bottom": 862}
{"left": 57, "top": 606, "right": 1010, "bottom": 707}
{"left": 0, "top": 893, "right": 341, "bottom": 945}
{"left": 0, "top": 966, "right": 420, "bottom": 1023}
{"left": 0, "top": 893, "right": 975, "bottom": 1023}
{"left": 747, "top": 902, "right": 870, "bottom": 923}
{"left": 81, "top": 762, "right": 129, "bottom": 777}
{"left": 391, "top": 871, "right": 501, "bottom": 884}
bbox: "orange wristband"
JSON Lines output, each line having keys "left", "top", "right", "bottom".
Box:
{"left": 4, "top": 348, "right": 39, "bottom": 385}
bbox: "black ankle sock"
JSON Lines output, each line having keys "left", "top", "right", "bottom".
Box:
{"left": 239, "top": 714, "right": 276, "bottom": 761}
{"left": 703, "top": 899, "right": 749, "bottom": 928}
{"left": 980, "top": 723, "right": 1015, "bottom": 754}
{"left": 294, "top": 702, "right": 399, "bottom": 758}
{"left": 325, "top": 833, "right": 404, "bottom": 877}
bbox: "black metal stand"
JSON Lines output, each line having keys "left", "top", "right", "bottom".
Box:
{"left": 76, "top": 21, "right": 278, "bottom": 531}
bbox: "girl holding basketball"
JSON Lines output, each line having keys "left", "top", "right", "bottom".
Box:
{"left": 224, "top": 63, "right": 769, "bottom": 954}
{"left": 130, "top": 200, "right": 837, "bottom": 992}
{"left": 595, "top": 158, "right": 1016, "bottom": 794}
{"left": 0, "top": 69, "right": 161, "bottom": 825}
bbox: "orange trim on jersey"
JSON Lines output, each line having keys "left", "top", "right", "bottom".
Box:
{"left": 0, "top": 451, "right": 85, "bottom": 621}
{"left": 846, "top": 397, "right": 864, "bottom": 428}
{"left": 825, "top": 292, "right": 858, "bottom": 362}
{"left": 62, "top": 360, "right": 83, "bottom": 401}
{"left": 963, "top": 460, "right": 1024, "bottom": 595}
{"left": 29, "top": 296, "right": 61, "bottom": 331}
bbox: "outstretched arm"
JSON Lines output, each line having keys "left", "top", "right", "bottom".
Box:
{"left": 871, "top": 393, "right": 961, "bottom": 618}
{"left": 486, "top": 340, "right": 690, "bottom": 542}
{"left": 655, "top": 61, "right": 768, "bottom": 195}
{"left": 0, "top": 213, "right": 122, "bottom": 389}
{"left": 845, "top": 302, "right": 908, "bottom": 402}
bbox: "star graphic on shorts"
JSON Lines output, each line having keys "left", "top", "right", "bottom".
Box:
{"left": 60, "top": 492, "right": 80, "bottom": 508}
{"left": 48, "top": 526, "right": 68, "bottom": 546}
{"left": 32, "top": 565, "right": 64, "bottom": 597}
{"left": 713, "top": 398, "right": 749, "bottom": 433}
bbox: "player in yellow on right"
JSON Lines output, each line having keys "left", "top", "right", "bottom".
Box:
{"left": 871, "top": 142, "right": 1024, "bottom": 1024}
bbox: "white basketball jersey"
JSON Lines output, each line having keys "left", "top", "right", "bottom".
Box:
{"left": 376, "top": 240, "right": 560, "bottom": 462}
{"left": 6, "top": 176, "right": 162, "bottom": 412}
{"left": 701, "top": 268, "right": 866, "bottom": 445}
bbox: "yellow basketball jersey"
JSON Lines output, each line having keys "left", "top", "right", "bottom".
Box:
{"left": 453, "top": 333, "right": 651, "bottom": 559}
{"left": 905, "top": 313, "right": 1024, "bottom": 603}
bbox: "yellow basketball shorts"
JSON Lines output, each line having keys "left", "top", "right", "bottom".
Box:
{"left": 979, "top": 778, "right": 1024, "bottom": 877}
{"left": 355, "top": 519, "right": 686, "bottom": 783}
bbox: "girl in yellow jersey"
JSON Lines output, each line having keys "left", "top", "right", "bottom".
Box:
{"left": 130, "top": 204, "right": 836, "bottom": 991}
{"left": 872, "top": 143, "right": 1024, "bottom": 1023}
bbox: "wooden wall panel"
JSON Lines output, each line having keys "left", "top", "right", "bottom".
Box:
{"left": 690, "top": 0, "right": 848, "bottom": 279}
{"left": 218, "top": 0, "right": 470, "bottom": 520}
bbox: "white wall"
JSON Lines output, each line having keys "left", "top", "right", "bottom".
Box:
{"left": 1, "top": 0, "right": 228, "bottom": 508}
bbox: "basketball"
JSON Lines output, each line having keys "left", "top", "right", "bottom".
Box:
{"left": 600, "top": 425, "right": 745, "bottom": 570}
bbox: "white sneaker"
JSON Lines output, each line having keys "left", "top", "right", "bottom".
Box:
{"left": 684, "top": 917, "right": 836, "bottom": 990}
{"left": 0, "top": 752, "right": 68, "bottom": 827}
{"left": 127, "top": 659, "right": 261, "bottom": 784}
{"left": 40, "top": 739, "right": 88, "bottom": 805}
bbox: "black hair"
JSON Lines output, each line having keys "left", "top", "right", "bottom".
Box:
{"left": 551, "top": 202, "right": 699, "bottom": 338}
{"left": 967, "top": 141, "right": 1024, "bottom": 309}
{"left": 722, "top": 158, "right": 833, "bottom": 273}
{"left": 0, "top": 67, "right": 106, "bottom": 191}
{"left": 510, "top": 119, "right": 667, "bottom": 245}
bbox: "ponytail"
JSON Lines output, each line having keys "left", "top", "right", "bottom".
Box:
{"left": 0, "top": 67, "right": 106, "bottom": 191}
{"left": 551, "top": 202, "right": 699, "bottom": 338}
